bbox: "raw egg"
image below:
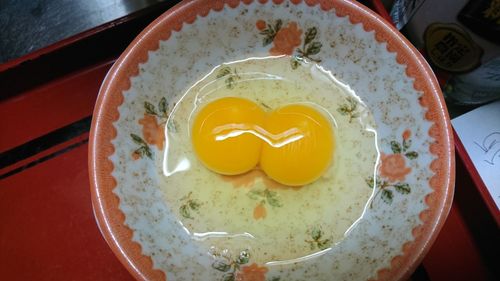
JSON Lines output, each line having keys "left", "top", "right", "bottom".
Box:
{"left": 191, "top": 97, "right": 266, "bottom": 175}
{"left": 260, "top": 104, "right": 335, "bottom": 186}
{"left": 191, "top": 97, "right": 335, "bottom": 186}
{"left": 163, "top": 56, "right": 377, "bottom": 266}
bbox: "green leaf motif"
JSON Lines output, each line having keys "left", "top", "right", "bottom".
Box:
{"left": 260, "top": 19, "right": 283, "bottom": 47}
{"left": 262, "top": 36, "right": 274, "bottom": 47}
{"left": 337, "top": 106, "right": 349, "bottom": 115}
{"left": 179, "top": 192, "right": 202, "bottom": 219}
{"left": 265, "top": 190, "right": 282, "bottom": 207}
{"left": 167, "top": 120, "right": 178, "bottom": 133}
{"left": 144, "top": 101, "right": 157, "bottom": 115}
{"left": 306, "top": 226, "right": 331, "bottom": 250}
{"left": 142, "top": 146, "right": 153, "bottom": 159}
{"left": 274, "top": 19, "right": 283, "bottom": 32}
{"left": 311, "top": 227, "right": 322, "bottom": 241}
{"left": 369, "top": 179, "right": 412, "bottom": 207}
{"left": 293, "top": 26, "right": 322, "bottom": 63}
{"left": 365, "top": 176, "right": 375, "bottom": 188}
{"left": 402, "top": 138, "right": 412, "bottom": 151}
{"left": 290, "top": 56, "right": 301, "bottom": 69}
{"left": 306, "top": 41, "right": 322, "bottom": 55}
{"left": 180, "top": 204, "right": 193, "bottom": 219}
{"left": 337, "top": 97, "right": 359, "bottom": 122}
{"left": 217, "top": 67, "right": 232, "bottom": 79}
{"left": 131, "top": 134, "right": 153, "bottom": 159}
{"left": 259, "top": 29, "right": 271, "bottom": 36}
{"left": 226, "top": 77, "right": 236, "bottom": 89}
{"left": 405, "top": 151, "right": 418, "bottom": 159}
{"left": 381, "top": 189, "right": 394, "bottom": 204}
{"left": 269, "top": 277, "right": 281, "bottom": 281}
{"left": 180, "top": 192, "right": 192, "bottom": 201}
{"left": 235, "top": 250, "right": 250, "bottom": 265}
{"left": 212, "top": 260, "right": 231, "bottom": 272}
{"left": 248, "top": 189, "right": 282, "bottom": 209}
{"left": 216, "top": 67, "right": 240, "bottom": 89}
{"left": 210, "top": 248, "right": 258, "bottom": 281}
{"left": 131, "top": 133, "right": 146, "bottom": 145}
{"left": 347, "top": 97, "right": 358, "bottom": 109}
{"left": 222, "top": 273, "right": 235, "bottom": 281}
{"left": 390, "top": 141, "right": 402, "bottom": 154}
{"left": 394, "top": 183, "right": 411, "bottom": 194}
{"left": 159, "top": 97, "right": 168, "bottom": 116}
{"left": 317, "top": 238, "right": 332, "bottom": 250}
{"left": 189, "top": 200, "right": 201, "bottom": 210}
{"left": 247, "top": 190, "right": 264, "bottom": 200}
{"left": 304, "top": 27, "right": 317, "bottom": 45}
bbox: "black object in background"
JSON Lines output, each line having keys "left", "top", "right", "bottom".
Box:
{"left": 0, "top": 0, "right": 168, "bottom": 64}
{"left": 458, "top": 0, "right": 500, "bottom": 45}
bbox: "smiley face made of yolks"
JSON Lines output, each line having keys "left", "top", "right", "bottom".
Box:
{"left": 191, "top": 97, "right": 335, "bottom": 186}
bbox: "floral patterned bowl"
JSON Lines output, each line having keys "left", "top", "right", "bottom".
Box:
{"left": 89, "top": 1, "right": 455, "bottom": 280}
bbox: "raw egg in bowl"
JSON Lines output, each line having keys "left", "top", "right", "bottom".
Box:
{"left": 89, "top": 1, "right": 455, "bottom": 281}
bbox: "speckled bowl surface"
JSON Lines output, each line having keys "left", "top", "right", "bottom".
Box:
{"left": 89, "top": 1, "right": 455, "bottom": 280}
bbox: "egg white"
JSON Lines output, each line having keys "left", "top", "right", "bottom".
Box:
{"left": 161, "top": 56, "right": 378, "bottom": 264}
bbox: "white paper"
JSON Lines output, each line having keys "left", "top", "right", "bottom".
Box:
{"left": 452, "top": 100, "right": 500, "bottom": 210}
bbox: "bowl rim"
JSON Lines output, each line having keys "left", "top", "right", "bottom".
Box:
{"left": 88, "top": 1, "right": 455, "bottom": 280}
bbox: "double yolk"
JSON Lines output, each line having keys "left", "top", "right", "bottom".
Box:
{"left": 191, "top": 97, "right": 335, "bottom": 186}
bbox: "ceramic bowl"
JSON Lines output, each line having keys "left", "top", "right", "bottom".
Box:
{"left": 89, "top": 1, "right": 455, "bottom": 280}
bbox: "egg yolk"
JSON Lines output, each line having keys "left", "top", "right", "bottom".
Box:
{"left": 192, "top": 98, "right": 335, "bottom": 186}
{"left": 260, "top": 104, "right": 335, "bottom": 186}
{"left": 191, "top": 97, "right": 266, "bottom": 175}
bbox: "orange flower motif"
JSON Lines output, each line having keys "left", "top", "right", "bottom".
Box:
{"left": 220, "top": 169, "right": 264, "bottom": 188}
{"left": 221, "top": 169, "right": 294, "bottom": 190}
{"left": 380, "top": 153, "right": 411, "bottom": 182}
{"left": 253, "top": 203, "right": 267, "bottom": 220}
{"left": 256, "top": 20, "right": 266, "bottom": 31}
{"left": 131, "top": 151, "right": 140, "bottom": 160}
{"left": 138, "top": 114, "right": 165, "bottom": 150}
{"left": 270, "top": 22, "right": 302, "bottom": 56}
{"left": 236, "top": 263, "right": 268, "bottom": 281}
{"left": 402, "top": 129, "right": 411, "bottom": 141}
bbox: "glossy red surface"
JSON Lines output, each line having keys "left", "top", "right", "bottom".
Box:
{"left": 0, "top": 62, "right": 112, "bottom": 153}
{"left": 423, "top": 204, "right": 491, "bottom": 281}
{"left": 453, "top": 130, "right": 500, "bottom": 227}
{"left": 0, "top": 143, "right": 133, "bottom": 280}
